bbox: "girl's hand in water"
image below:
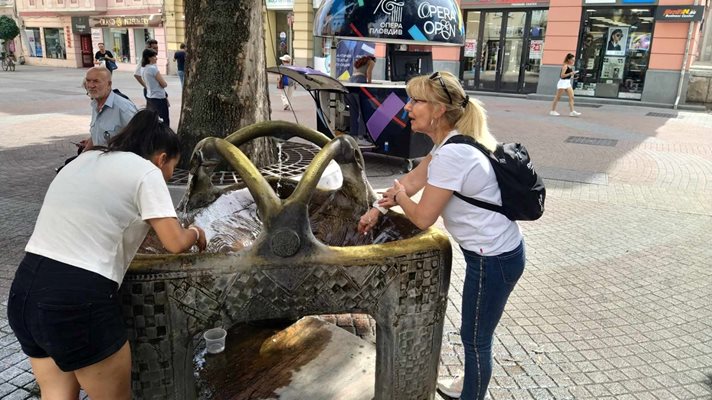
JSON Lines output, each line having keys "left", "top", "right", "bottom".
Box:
{"left": 358, "top": 207, "right": 382, "bottom": 235}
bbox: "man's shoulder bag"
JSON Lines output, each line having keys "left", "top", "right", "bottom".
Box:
{"left": 443, "top": 135, "right": 546, "bottom": 221}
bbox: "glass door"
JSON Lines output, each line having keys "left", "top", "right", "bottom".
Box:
{"left": 478, "top": 12, "right": 504, "bottom": 91}
{"left": 523, "top": 10, "right": 547, "bottom": 93}
{"left": 462, "top": 11, "right": 481, "bottom": 90}
{"left": 463, "top": 9, "right": 548, "bottom": 93}
{"left": 500, "top": 11, "right": 527, "bottom": 92}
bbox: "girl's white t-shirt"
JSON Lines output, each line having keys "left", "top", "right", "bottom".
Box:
{"left": 25, "top": 150, "right": 177, "bottom": 284}
{"left": 427, "top": 131, "right": 522, "bottom": 255}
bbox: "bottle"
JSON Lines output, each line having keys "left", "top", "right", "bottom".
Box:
{"left": 383, "top": 141, "right": 390, "bottom": 153}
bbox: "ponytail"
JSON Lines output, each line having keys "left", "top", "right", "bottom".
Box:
{"left": 105, "top": 109, "right": 181, "bottom": 160}
{"left": 455, "top": 98, "right": 497, "bottom": 152}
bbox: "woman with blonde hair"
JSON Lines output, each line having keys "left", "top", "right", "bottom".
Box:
{"left": 358, "top": 71, "right": 526, "bottom": 399}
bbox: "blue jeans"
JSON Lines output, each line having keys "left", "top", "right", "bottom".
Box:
{"left": 460, "top": 240, "right": 525, "bottom": 400}
{"left": 177, "top": 70, "right": 184, "bottom": 87}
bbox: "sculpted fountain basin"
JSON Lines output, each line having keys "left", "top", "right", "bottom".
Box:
{"left": 121, "top": 121, "right": 452, "bottom": 399}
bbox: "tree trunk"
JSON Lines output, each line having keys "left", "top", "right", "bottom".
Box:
{"left": 179, "top": 0, "right": 276, "bottom": 169}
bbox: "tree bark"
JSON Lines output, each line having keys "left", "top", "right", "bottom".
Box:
{"left": 179, "top": 0, "right": 275, "bottom": 169}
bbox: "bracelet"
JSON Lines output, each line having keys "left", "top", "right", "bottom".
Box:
{"left": 372, "top": 200, "right": 387, "bottom": 214}
{"left": 394, "top": 189, "right": 405, "bottom": 204}
{"left": 188, "top": 226, "right": 200, "bottom": 244}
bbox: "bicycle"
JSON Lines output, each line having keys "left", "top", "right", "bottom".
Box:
{"left": 1, "top": 53, "right": 16, "bottom": 72}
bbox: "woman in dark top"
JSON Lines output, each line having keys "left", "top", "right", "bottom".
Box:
{"left": 607, "top": 29, "right": 623, "bottom": 51}
{"left": 550, "top": 53, "right": 580, "bottom": 117}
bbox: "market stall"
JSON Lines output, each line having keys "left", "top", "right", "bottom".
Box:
{"left": 313, "top": 0, "right": 465, "bottom": 171}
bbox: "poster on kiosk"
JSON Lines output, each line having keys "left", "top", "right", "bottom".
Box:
{"left": 314, "top": 0, "right": 464, "bottom": 170}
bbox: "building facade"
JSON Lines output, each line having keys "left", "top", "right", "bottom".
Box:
{"left": 459, "top": 0, "right": 709, "bottom": 105}
{"left": 15, "top": 0, "right": 170, "bottom": 73}
{"left": 8, "top": 0, "right": 709, "bottom": 105}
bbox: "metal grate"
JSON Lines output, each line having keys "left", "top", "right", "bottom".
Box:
{"left": 646, "top": 112, "right": 679, "bottom": 118}
{"left": 168, "top": 141, "right": 319, "bottom": 186}
{"left": 565, "top": 136, "right": 618, "bottom": 147}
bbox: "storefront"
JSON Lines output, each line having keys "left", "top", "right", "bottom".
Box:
{"left": 537, "top": 0, "right": 707, "bottom": 105}
{"left": 19, "top": 15, "right": 75, "bottom": 67}
{"left": 89, "top": 14, "right": 166, "bottom": 73}
{"left": 574, "top": 6, "right": 656, "bottom": 100}
{"left": 460, "top": 0, "right": 550, "bottom": 94}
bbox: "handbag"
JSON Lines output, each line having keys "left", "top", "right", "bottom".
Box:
{"left": 105, "top": 59, "right": 118, "bottom": 71}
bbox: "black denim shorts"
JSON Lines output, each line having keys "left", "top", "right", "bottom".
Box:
{"left": 7, "top": 253, "right": 127, "bottom": 372}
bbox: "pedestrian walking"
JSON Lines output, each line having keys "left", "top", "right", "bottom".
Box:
{"left": 358, "top": 71, "right": 526, "bottom": 400}
{"left": 7, "top": 109, "right": 206, "bottom": 400}
{"left": 174, "top": 42, "right": 187, "bottom": 88}
{"left": 550, "top": 53, "right": 581, "bottom": 117}
{"left": 278, "top": 54, "right": 295, "bottom": 110}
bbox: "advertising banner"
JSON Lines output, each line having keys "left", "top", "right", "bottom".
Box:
{"left": 314, "top": 0, "right": 464, "bottom": 46}
{"left": 335, "top": 40, "right": 376, "bottom": 80}
{"left": 654, "top": 6, "right": 704, "bottom": 22}
{"left": 605, "top": 26, "right": 628, "bottom": 56}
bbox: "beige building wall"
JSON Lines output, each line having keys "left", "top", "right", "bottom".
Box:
{"left": 292, "top": 0, "right": 313, "bottom": 67}
{"left": 164, "top": 0, "right": 185, "bottom": 75}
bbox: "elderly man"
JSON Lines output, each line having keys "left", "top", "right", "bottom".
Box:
{"left": 82, "top": 66, "right": 138, "bottom": 149}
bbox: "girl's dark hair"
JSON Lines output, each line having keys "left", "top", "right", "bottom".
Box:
{"left": 564, "top": 53, "right": 575, "bottom": 62}
{"left": 141, "top": 48, "right": 157, "bottom": 67}
{"left": 105, "top": 109, "right": 181, "bottom": 160}
{"left": 611, "top": 29, "right": 623, "bottom": 38}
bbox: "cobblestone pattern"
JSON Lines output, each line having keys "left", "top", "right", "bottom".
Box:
{"left": 1, "top": 67, "right": 712, "bottom": 399}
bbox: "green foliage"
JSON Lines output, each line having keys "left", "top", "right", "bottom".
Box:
{"left": 0, "top": 16, "right": 20, "bottom": 42}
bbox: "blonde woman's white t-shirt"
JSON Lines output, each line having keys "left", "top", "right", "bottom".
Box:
{"left": 427, "top": 131, "right": 522, "bottom": 255}
{"left": 25, "top": 150, "right": 177, "bottom": 284}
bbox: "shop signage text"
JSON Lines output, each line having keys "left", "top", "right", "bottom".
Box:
{"left": 90, "top": 15, "right": 161, "bottom": 28}
{"left": 71, "top": 16, "right": 91, "bottom": 34}
{"left": 654, "top": 6, "right": 704, "bottom": 22}
{"left": 314, "top": 0, "right": 464, "bottom": 46}
{"left": 266, "top": 0, "right": 293, "bottom": 10}
{"left": 461, "top": 0, "right": 549, "bottom": 8}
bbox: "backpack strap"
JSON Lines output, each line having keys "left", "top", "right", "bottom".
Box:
{"left": 442, "top": 135, "right": 506, "bottom": 215}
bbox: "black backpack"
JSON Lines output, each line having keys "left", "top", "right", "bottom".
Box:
{"left": 443, "top": 135, "right": 545, "bottom": 221}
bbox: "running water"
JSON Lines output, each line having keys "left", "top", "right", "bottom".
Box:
{"left": 276, "top": 142, "right": 283, "bottom": 198}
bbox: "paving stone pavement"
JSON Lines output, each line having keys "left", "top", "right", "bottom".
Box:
{"left": 1, "top": 66, "right": 711, "bottom": 399}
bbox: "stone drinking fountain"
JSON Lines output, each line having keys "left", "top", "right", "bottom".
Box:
{"left": 121, "top": 121, "right": 452, "bottom": 399}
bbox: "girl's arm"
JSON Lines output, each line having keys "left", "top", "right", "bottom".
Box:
{"left": 148, "top": 217, "right": 206, "bottom": 253}
{"left": 155, "top": 71, "right": 168, "bottom": 88}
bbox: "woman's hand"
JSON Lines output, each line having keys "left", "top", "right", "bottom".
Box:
{"left": 378, "top": 179, "right": 407, "bottom": 208}
{"left": 358, "top": 207, "right": 382, "bottom": 235}
{"left": 190, "top": 225, "right": 207, "bottom": 252}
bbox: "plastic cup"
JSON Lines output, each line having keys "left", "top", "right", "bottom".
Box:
{"left": 203, "top": 327, "right": 227, "bottom": 354}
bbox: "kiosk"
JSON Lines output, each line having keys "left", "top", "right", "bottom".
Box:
{"left": 313, "top": 0, "right": 465, "bottom": 171}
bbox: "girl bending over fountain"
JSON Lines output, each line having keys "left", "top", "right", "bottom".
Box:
{"left": 358, "top": 71, "right": 526, "bottom": 400}
{"left": 7, "top": 109, "right": 206, "bottom": 400}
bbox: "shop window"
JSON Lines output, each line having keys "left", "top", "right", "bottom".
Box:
{"left": 26, "top": 28, "right": 42, "bottom": 57}
{"left": 44, "top": 28, "right": 66, "bottom": 59}
{"left": 134, "top": 28, "right": 155, "bottom": 63}
{"left": 575, "top": 7, "right": 653, "bottom": 100}
{"left": 107, "top": 28, "right": 131, "bottom": 63}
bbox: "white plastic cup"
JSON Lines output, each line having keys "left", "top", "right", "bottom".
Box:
{"left": 203, "top": 327, "right": 227, "bottom": 354}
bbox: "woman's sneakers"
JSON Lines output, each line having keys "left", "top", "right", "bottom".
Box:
{"left": 549, "top": 110, "right": 560, "bottom": 116}
{"left": 437, "top": 376, "right": 464, "bottom": 398}
{"left": 570, "top": 110, "right": 582, "bottom": 117}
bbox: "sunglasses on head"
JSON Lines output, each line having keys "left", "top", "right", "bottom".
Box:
{"left": 429, "top": 72, "right": 453, "bottom": 105}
